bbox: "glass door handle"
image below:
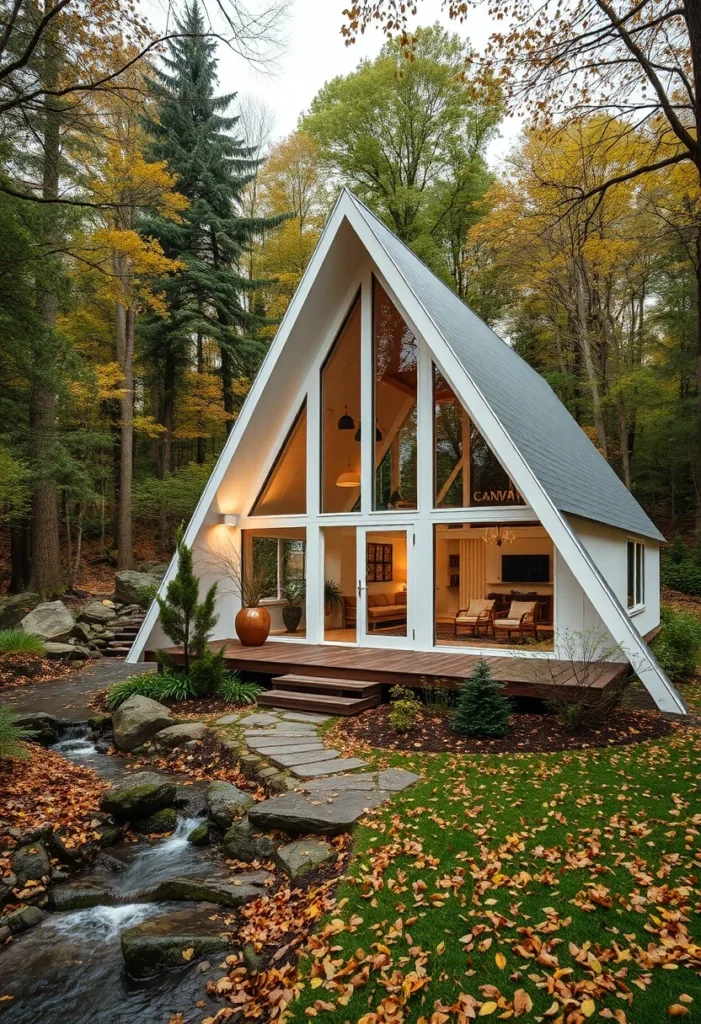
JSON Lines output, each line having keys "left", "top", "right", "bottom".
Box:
{"left": 357, "top": 580, "right": 365, "bottom": 598}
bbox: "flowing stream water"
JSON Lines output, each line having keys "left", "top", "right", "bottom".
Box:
{"left": 0, "top": 726, "right": 223, "bottom": 1023}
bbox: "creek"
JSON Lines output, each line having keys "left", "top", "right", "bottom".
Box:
{"left": 1, "top": 725, "right": 224, "bottom": 1024}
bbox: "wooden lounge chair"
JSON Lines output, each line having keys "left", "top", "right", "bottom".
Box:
{"left": 492, "top": 600, "right": 538, "bottom": 643}
{"left": 454, "top": 599, "right": 495, "bottom": 639}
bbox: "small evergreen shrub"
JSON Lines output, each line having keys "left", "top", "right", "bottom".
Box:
{"left": 389, "top": 699, "right": 420, "bottom": 733}
{"left": 651, "top": 605, "right": 701, "bottom": 682}
{"left": 216, "top": 674, "right": 263, "bottom": 705}
{"left": 0, "top": 629, "right": 46, "bottom": 656}
{"left": 188, "top": 647, "right": 227, "bottom": 696}
{"left": 156, "top": 526, "right": 218, "bottom": 675}
{"left": 453, "top": 659, "right": 511, "bottom": 739}
{"left": 0, "top": 705, "right": 33, "bottom": 760}
{"left": 137, "top": 584, "right": 158, "bottom": 610}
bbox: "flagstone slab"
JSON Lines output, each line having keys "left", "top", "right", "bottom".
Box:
{"left": 269, "top": 748, "right": 342, "bottom": 768}
{"left": 238, "top": 713, "right": 281, "bottom": 727}
{"left": 248, "top": 787, "right": 388, "bottom": 836}
{"left": 289, "top": 757, "right": 369, "bottom": 778}
{"left": 250, "top": 743, "right": 325, "bottom": 757}
{"left": 298, "top": 774, "right": 379, "bottom": 793}
{"left": 377, "top": 768, "right": 421, "bottom": 791}
{"left": 244, "top": 728, "right": 315, "bottom": 739}
{"left": 280, "top": 712, "right": 331, "bottom": 724}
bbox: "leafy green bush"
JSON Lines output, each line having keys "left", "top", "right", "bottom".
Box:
{"left": 104, "top": 672, "right": 169, "bottom": 709}
{"left": 0, "top": 705, "right": 33, "bottom": 760}
{"left": 389, "top": 699, "right": 420, "bottom": 733}
{"left": 216, "top": 673, "right": 263, "bottom": 705}
{"left": 0, "top": 629, "right": 46, "bottom": 656}
{"left": 188, "top": 647, "right": 227, "bottom": 696}
{"left": 137, "top": 584, "right": 158, "bottom": 610}
{"left": 454, "top": 659, "right": 510, "bottom": 738}
{"left": 389, "top": 684, "right": 417, "bottom": 703}
{"left": 660, "top": 558, "right": 701, "bottom": 597}
{"left": 651, "top": 605, "right": 701, "bottom": 682}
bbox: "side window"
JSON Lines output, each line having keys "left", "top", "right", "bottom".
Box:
{"left": 627, "top": 540, "right": 645, "bottom": 610}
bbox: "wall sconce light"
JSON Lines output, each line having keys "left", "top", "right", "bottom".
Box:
{"left": 221, "top": 514, "right": 239, "bottom": 527}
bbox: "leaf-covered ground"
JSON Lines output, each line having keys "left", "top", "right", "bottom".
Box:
{"left": 286, "top": 725, "right": 701, "bottom": 1024}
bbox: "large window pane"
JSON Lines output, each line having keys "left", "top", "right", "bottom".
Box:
{"left": 251, "top": 404, "right": 307, "bottom": 516}
{"left": 373, "top": 278, "right": 417, "bottom": 510}
{"left": 434, "top": 366, "right": 524, "bottom": 508}
{"left": 244, "top": 529, "right": 307, "bottom": 636}
{"left": 321, "top": 295, "right": 361, "bottom": 513}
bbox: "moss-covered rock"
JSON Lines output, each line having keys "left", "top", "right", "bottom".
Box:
{"left": 187, "top": 823, "right": 210, "bottom": 846}
{"left": 120, "top": 906, "right": 231, "bottom": 978}
{"left": 100, "top": 772, "right": 176, "bottom": 818}
{"left": 131, "top": 808, "right": 177, "bottom": 835}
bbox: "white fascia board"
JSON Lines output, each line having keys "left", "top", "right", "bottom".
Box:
{"left": 345, "top": 197, "right": 686, "bottom": 716}
{"left": 127, "top": 191, "right": 352, "bottom": 664}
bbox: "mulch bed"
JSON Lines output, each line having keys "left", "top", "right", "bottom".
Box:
{"left": 0, "top": 654, "right": 77, "bottom": 692}
{"left": 333, "top": 703, "right": 677, "bottom": 755}
{"left": 89, "top": 690, "right": 246, "bottom": 719}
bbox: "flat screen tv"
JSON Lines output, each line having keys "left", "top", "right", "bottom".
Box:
{"left": 501, "top": 554, "right": 550, "bottom": 583}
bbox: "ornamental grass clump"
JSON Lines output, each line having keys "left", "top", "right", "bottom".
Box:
{"left": 453, "top": 658, "right": 511, "bottom": 738}
{"left": 0, "top": 704, "right": 34, "bottom": 760}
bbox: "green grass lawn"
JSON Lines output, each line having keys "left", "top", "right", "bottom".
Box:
{"left": 291, "top": 723, "right": 701, "bottom": 1023}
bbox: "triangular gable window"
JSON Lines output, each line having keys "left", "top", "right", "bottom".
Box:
{"left": 250, "top": 403, "right": 307, "bottom": 516}
{"left": 434, "top": 367, "right": 524, "bottom": 508}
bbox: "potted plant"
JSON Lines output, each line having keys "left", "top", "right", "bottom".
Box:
{"left": 282, "top": 580, "right": 304, "bottom": 633}
{"left": 323, "top": 579, "right": 344, "bottom": 618}
{"left": 208, "top": 536, "right": 278, "bottom": 646}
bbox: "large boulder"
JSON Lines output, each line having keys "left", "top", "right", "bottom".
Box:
{"left": 49, "top": 877, "right": 115, "bottom": 912}
{"left": 153, "top": 722, "right": 209, "bottom": 751}
{"left": 141, "top": 871, "right": 271, "bottom": 908}
{"left": 0, "top": 592, "right": 41, "bottom": 629}
{"left": 222, "top": 817, "right": 280, "bottom": 863}
{"left": 78, "top": 601, "right": 117, "bottom": 625}
{"left": 100, "top": 772, "right": 176, "bottom": 818}
{"left": 205, "top": 781, "right": 254, "bottom": 830}
{"left": 12, "top": 711, "right": 65, "bottom": 744}
{"left": 121, "top": 906, "right": 231, "bottom": 978}
{"left": 112, "top": 695, "right": 173, "bottom": 752}
{"left": 114, "top": 571, "right": 162, "bottom": 606}
{"left": 11, "top": 842, "right": 51, "bottom": 886}
{"left": 20, "top": 600, "right": 74, "bottom": 642}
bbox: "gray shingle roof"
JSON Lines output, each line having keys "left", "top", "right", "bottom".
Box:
{"left": 347, "top": 190, "right": 664, "bottom": 542}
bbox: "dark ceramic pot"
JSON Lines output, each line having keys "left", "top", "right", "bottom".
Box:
{"left": 281, "top": 605, "right": 303, "bottom": 633}
{"left": 235, "top": 606, "right": 271, "bottom": 646}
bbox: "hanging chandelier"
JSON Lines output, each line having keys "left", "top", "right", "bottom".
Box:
{"left": 337, "top": 405, "right": 354, "bottom": 430}
{"left": 483, "top": 525, "right": 516, "bottom": 547}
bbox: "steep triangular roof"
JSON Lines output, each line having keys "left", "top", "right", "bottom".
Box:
{"left": 127, "top": 189, "right": 683, "bottom": 715}
{"left": 346, "top": 191, "right": 663, "bottom": 542}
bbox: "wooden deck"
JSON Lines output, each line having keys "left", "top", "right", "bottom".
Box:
{"left": 157, "top": 639, "right": 628, "bottom": 698}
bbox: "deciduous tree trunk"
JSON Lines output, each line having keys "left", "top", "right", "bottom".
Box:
{"left": 115, "top": 271, "right": 135, "bottom": 569}
{"left": 29, "top": 14, "right": 63, "bottom": 597}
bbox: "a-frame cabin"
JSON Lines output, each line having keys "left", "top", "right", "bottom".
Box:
{"left": 127, "top": 189, "right": 686, "bottom": 717}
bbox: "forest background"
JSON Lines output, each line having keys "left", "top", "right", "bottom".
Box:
{"left": 1, "top": 0, "right": 699, "bottom": 598}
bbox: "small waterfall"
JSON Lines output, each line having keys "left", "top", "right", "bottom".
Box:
{"left": 115, "top": 817, "right": 209, "bottom": 895}
{"left": 53, "top": 723, "right": 98, "bottom": 759}
{"left": 52, "top": 902, "right": 157, "bottom": 941}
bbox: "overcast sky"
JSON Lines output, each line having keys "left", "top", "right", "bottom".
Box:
{"left": 200, "top": 0, "right": 520, "bottom": 168}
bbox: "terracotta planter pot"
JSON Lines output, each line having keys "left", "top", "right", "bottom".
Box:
{"left": 235, "top": 606, "right": 271, "bottom": 646}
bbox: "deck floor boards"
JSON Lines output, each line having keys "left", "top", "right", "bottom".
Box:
{"left": 157, "top": 639, "right": 628, "bottom": 693}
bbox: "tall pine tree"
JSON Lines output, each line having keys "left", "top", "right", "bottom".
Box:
{"left": 141, "top": 2, "right": 284, "bottom": 474}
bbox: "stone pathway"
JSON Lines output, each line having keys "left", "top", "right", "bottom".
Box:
{"left": 216, "top": 707, "right": 419, "bottom": 836}
{"left": 5, "top": 658, "right": 155, "bottom": 720}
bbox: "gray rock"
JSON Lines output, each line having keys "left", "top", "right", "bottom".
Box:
{"left": 377, "top": 768, "right": 420, "bottom": 791}
{"left": 239, "top": 713, "right": 280, "bottom": 727}
{"left": 94, "top": 852, "right": 126, "bottom": 873}
{"left": 1, "top": 904, "right": 45, "bottom": 935}
{"left": 100, "top": 772, "right": 176, "bottom": 818}
{"left": 290, "top": 757, "right": 368, "bottom": 778}
{"left": 154, "top": 722, "right": 208, "bottom": 750}
{"left": 215, "top": 714, "right": 240, "bottom": 726}
{"left": 130, "top": 808, "right": 178, "bottom": 834}
{"left": 187, "top": 823, "right": 210, "bottom": 847}
{"left": 115, "top": 570, "right": 162, "bottom": 606}
{"left": 248, "top": 788, "right": 389, "bottom": 837}
{"left": 274, "top": 839, "right": 335, "bottom": 880}
{"left": 142, "top": 872, "right": 271, "bottom": 907}
{"left": 205, "top": 781, "right": 254, "bottom": 829}
{"left": 49, "top": 877, "right": 115, "bottom": 911}
{"left": 44, "top": 642, "right": 91, "bottom": 659}
{"left": 70, "top": 621, "right": 93, "bottom": 644}
{"left": 280, "top": 712, "right": 330, "bottom": 723}
{"left": 0, "top": 874, "right": 17, "bottom": 908}
{"left": 265, "top": 747, "right": 336, "bottom": 768}
{"left": 299, "top": 774, "right": 378, "bottom": 793}
{"left": 11, "top": 841, "right": 50, "bottom": 886}
{"left": 222, "top": 817, "right": 280, "bottom": 863}
{"left": 0, "top": 592, "right": 41, "bottom": 629}
{"left": 79, "top": 601, "right": 117, "bottom": 625}
{"left": 0, "top": 926, "right": 11, "bottom": 944}
{"left": 47, "top": 830, "right": 88, "bottom": 865}
{"left": 242, "top": 942, "right": 264, "bottom": 973}
{"left": 121, "top": 906, "right": 231, "bottom": 979}
{"left": 13, "top": 711, "right": 64, "bottom": 744}
{"left": 20, "top": 600, "right": 74, "bottom": 641}
{"left": 112, "top": 695, "right": 173, "bottom": 752}
{"left": 95, "top": 824, "right": 123, "bottom": 847}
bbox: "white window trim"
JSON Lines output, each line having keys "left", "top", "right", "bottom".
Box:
{"left": 627, "top": 538, "right": 645, "bottom": 614}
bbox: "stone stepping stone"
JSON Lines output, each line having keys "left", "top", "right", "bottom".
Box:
{"left": 298, "top": 774, "right": 379, "bottom": 793}
{"left": 378, "top": 768, "right": 420, "bottom": 791}
{"left": 215, "top": 714, "right": 239, "bottom": 726}
{"left": 141, "top": 871, "right": 271, "bottom": 908}
{"left": 290, "top": 757, "right": 369, "bottom": 778}
{"left": 281, "top": 712, "right": 330, "bottom": 724}
{"left": 250, "top": 742, "right": 325, "bottom": 757}
{"left": 274, "top": 839, "right": 335, "bottom": 879}
{"left": 269, "top": 748, "right": 342, "bottom": 768}
{"left": 244, "top": 730, "right": 316, "bottom": 742}
{"left": 239, "top": 713, "right": 281, "bottom": 727}
{"left": 249, "top": 788, "right": 388, "bottom": 835}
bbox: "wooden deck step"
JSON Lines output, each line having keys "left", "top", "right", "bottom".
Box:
{"left": 272, "top": 674, "right": 381, "bottom": 697}
{"left": 257, "top": 689, "right": 379, "bottom": 716}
